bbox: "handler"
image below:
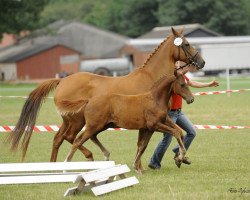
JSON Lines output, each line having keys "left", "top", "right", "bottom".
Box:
{"left": 148, "top": 61, "right": 219, "bottom": 169}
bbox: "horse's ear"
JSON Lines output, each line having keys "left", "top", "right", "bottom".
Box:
{"left": 179, "top": 27, "right": 184, "bottom": 35}
{"left": 171, "top": 27, "right": 179, "bottom": 37}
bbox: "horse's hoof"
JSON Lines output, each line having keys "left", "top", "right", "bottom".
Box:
{"left": 134, "top": 166, "right": 146, "bottom": 174}
{"left": 64, "top": 158, "right": 71, "bottom": 162}
{"left": 174, "top": 159, "right": 182, "bottom": 168}
{"left": 133, "top": 164, "right": 142, "bottom": 174}
{"left": 174, "top": 154, "right": 183, "bottom": 168}
{"left": 182, "top": 157, "right": 191, "bottom": 165}
{"left": 135, "top": 169, "right": 143, "bottom": 174}
{"left": 104, "top": 156, "right": 109, "bottom": 161}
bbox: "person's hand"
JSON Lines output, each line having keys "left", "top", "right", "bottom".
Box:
{"left": 209, "top": 80, "right": 219, "bottom": 87}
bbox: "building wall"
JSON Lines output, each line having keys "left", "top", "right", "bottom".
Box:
{"left": 200, "top": 43, "right": 250, "bottom": 71}
{"left": 59, "top": 54, "right": 80, "bottom": 76}
{"left": 60, "top": 62, "right": 79, "bottom": 76}
{"left": 185, "top": 29, "right": 219, "bottom": 38}
{"left": 16, "top": 45, "right": 79, "bottom": 79}
{"left": 0, "top": 63, "right": 16, "bottom": 80}
{"left": 0, "top": 33, "right": 16, "bottom": 48}
{"left": 120, "top": 45, "right": 150, "bottom": 68}
{"left": 133, "top": 52, "right": 150, "bottom": 68}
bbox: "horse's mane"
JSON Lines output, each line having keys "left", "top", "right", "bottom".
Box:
{"left": 150, "top": 74, "right": 176, "bottom": 111}
{"left": 150, "top": 74, "right": 175, "bottom": 91}
{"left": 142, "top": 36, "right": 171, "bottom": 68}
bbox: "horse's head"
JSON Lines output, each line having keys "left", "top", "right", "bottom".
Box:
{"left": 172, "top": 71, "right": 194, "bottom": 104}
{"left": 170, "top": 27, "right": 205, "bottom": 72}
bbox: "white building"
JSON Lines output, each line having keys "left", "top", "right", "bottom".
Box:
{"left": 127, "top": 36, "right": 250, "bottom": 75}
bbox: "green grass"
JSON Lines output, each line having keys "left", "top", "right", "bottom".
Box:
{"left": 0, "top": 77, "right": 250, "bottom": 200}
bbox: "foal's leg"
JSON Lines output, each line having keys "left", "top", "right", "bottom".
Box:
{"left": 64, "top": 137, "right": 94, "bottom": 161}
{"left": 133, "top": 130, "right": 154, "bottom": 174}
{"left": 155, "top": 119, "right": 186, "bottom": 161}
{"left": 90, "top": 134, "right": 110, "bottom": 161}
{"left": 64, "top": 123, "right": 94, "bottom": 161}
{"left": 65, "top": 126, "right": 99, "bottom": 162}
{"left": 52, "top": 113, "right": 94, "bottom": 162}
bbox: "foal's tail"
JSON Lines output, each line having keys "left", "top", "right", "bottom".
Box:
{"left": 7, "top": 79, "right": 61, "bottom": 161}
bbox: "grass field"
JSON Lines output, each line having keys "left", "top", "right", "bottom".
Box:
{"left": 0, "top": 76, "right": 249, "bottom": 200}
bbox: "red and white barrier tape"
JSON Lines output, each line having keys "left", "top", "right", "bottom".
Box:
{"left": 193, "top": 89, "right": 250, "bottom": 96}
{"left": 193, "top": 125, "right": 250, "bottom": 130}
{"left": 0, "top": 96, "right": 53, "bottom": 99}
{"left": 0, "top": 89, "right": 250, "bottom": 99}
{"left": 0, "top": 125, "right": 249, "bottom": 133}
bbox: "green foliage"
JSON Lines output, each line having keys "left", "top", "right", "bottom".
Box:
{"left": 156, "top": 0, "right": 248, "bottom": 36}
{"left": 82, "top": 0, "right": 114, "bottom": 29}
{"left": 39, "top": 0, "right": 98, "bottom": 26}
{"left": 40, "top": 0, "right": 250, "bottom": 37}
{"left": 0, "top": 0, "right": 49, "bottom": 36}
{"left": 80, "top": 0, "right": 159, "bottom": 37}
{"left": 1, "top": 0, "right": 250, "bottom": 38}
{"left": 117, "top": 0, "right": 159, "bottom": 37}
{"left": 242, "top": 0, "right": 250, "bottom": 34}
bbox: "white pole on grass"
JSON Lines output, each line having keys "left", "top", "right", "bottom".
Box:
{"left": 226, "top": 68, "right": 230, "bottom": 97}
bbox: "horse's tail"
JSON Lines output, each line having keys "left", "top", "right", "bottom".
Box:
{"left": 57, "top": 99, "right": 89, "bottom": 116}
{"left": 7, "top": 79, "right": 61, "bottom": 161}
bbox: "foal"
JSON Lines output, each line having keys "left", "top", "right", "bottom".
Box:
{"left": 64, "top": 73, "right": 194, "bottom": 173}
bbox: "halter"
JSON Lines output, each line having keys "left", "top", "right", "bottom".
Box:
{"left": 175, "top": 36, "right": 200, "bottom": 71}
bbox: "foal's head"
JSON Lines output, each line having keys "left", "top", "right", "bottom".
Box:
{"left": 172, "top": 73, "right": 194, "bottom": 104}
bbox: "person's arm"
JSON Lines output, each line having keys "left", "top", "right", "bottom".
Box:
{"left": 175, "top": 61, "right": 219, "bottom": 88}
{"left": 187, "top": 80, "right": 219, "bottom": 88}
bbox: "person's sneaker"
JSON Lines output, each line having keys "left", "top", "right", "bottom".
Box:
{"left": 148, "top": 163, "right": 160, "bottom": 170}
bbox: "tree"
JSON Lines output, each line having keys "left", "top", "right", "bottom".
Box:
{"left": 119, "top": 0, "right": 159, "bottom": 37}
{"left": 242, "top": 0, "right": 250, "bottom": 34}
{"left": 83, "top": 0, "right": 159, "bottom": 38}
{"left": 0, "top": 0, "right": 49, "bottom": 37}
{"left": 156, "top": 0, "right": 248, "bottom": 36}
{"left": 40, "top": 0, "right": 97, "bottom": 26}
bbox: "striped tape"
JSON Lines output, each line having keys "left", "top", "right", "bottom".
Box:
{"left": 0, "top": 96, "right": 53, "bottom": 99}
{"left": 0, "top": 89, "right": 250, "bottom": 99}
{"left": 0, "top": 125, "right": 249, "bottom": 132}
{"left": 193, "top": 125, "right": 250, "bottom": 130}
{"left": 194, "top": 89, "right": 250, "bottom": 96}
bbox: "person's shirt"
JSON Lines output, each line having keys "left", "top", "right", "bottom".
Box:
{"left": 170, "top": 75, "right": 190, "bottom": 110}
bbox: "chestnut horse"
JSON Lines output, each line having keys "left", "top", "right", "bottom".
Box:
{"left": 64, "top": 73, "right": 194, "bottom": 173}
{"left": 8, "top": 28, "right": 205, "bottom": 170}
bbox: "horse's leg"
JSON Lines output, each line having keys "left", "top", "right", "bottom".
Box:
{"left": 64, "top": 131, "right": 94, "bottom": 161}
{"left": 50, "top": 119, "right": 68, "bottom": 162}
{"left": 156, "top": 119, "right": 186, "bottom": 161}
{"left": 90, "top": 134, "right": 110, "bottom": 161}
{"left": 63, "top": 115, "right": 94, "bottom": 161}
{"left": 65, "top": 126, "right": 96, "bottom": 162}
{"left": 133, "top": 130, "right": 154, "bottom": 174}
{"left": 135, "top": 129, "right": 147, "bottom": 171}
{"left": 64, "top": 138, "right": 94, "bottom": 161}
